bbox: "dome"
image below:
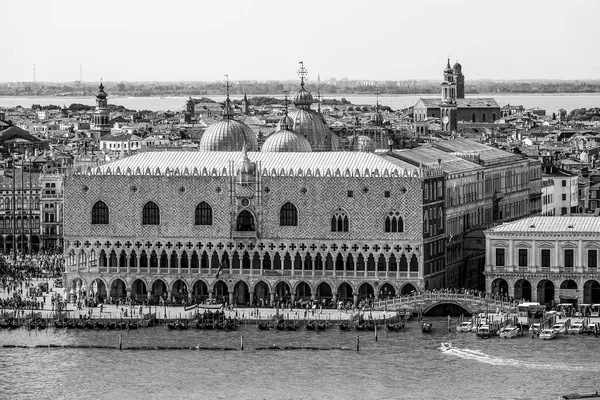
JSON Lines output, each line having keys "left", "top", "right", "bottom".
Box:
{"left": 444, "top": 59, "right": 453, "bottom": 74}
{"left": 96, "top": 83, "right": 107, "bottom": 99}
{"left": 199, "top": 119, "right": 258, "bottom": 151}
{"left": 453, "top": 62, "right": 462, "bottom": 73}
{"left": 262, "top": 129, "right": 312, "bottom": 152}
{"left": 371, "top": 112, "right": 383, "bottom": 125}
{"left": 289, "top": 108, "right": 339, "bottom": 151}
{"left": 293, "top": 87, "right": 314, "bottom": 109}
{"left": 276, "top": 114, "right": 294, "bottom": 131}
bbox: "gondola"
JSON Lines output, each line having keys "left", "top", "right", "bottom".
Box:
{"left": 36, "top": 321, "right": 47, "bottom": 330}
{"left": 167, "top": 322, "right": 177, "bottom": 330}
{"left": 286, "top": 321, "right": 299, "bottom": 331}
{"left": 76, "top": 320, "right": 87, "bottom": 329}
{"left": 0, "top": 319, "right": 10, "bottom": 329}
{"left": 194, "top": 321, "right": 205, "bottom": 330}
{"left": 316, "top": 322, "right": 328, "bottom": 331}
{"left": 339, "top": 321, "right": 350, "bottom": 331}
{"left": 276, "top": 321, "right": 286, "bottom": 331}
{"left": 176, "top": 321, "right": 188, "bottom": 330}
{"left": 305, "top": 321, "right": 317, "bottom": 331}
{"left": 128, "top": 321, "right": 138, "bottom": 330}
{"left": 106, "top": 321, "right": 117, "bottom": 330}
{"left": 225, "top": 318, "right": 239, "bottom": 331}
{"left": 421, "top": 322, "right": 433, "bottom": 333}
{"left": 257, "top": 321, "right": 271, "bottom": 331}
{"left": 53, "top": 320, "right": 65, "bottom": 329}
{"left": 85, "top": 320, "right": 95, "bottom": 329}
{"left": 386, "top": 322, "right": 403, "bottom": 332}
{"left": 67, "top": 320, "right": 77, "bottom": 329}
{"left": 9, "top": 320, "right": 21, "bottom": 330}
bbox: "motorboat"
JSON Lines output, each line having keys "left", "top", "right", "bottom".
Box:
{"left": 421, "top": 322, "right": 433, "bottom": 333}
{"left": 551, "top": 320, "right": 568, "bottom": 335}
{"left": 499, "top": 326, "right": 520, "bottom": 339}
{"left": 568, "top": 321, "right": 584, "bottom": 335}
{"left": 539, "top": 328, "right": 557, "bottom": 340}
{"left": 456, "top": 321, "right": 473, "bottom": 333}
{"left": 476, "top": 325, "right": 496, "bottom": 339}
{"left": 441, "top": 342, "right": 453, "bottom": 351}
{"left": 582, "top": 323, "right": 599, "bottom": 335}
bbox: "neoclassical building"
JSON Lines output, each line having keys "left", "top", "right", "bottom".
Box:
{"left": 484, "top": 216, "right": 600, "bottom": 307}
{"left": 63, "top": 149, "right": 445, "bottom": 305}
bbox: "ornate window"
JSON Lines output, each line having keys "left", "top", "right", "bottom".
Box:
{"left": 195, "top": 202, "right": 213, "bottom": 225}
{"left": 91, "top": 201, "right": 109, "bottom": 225}
{"left": 385, "top": 211, "right": 404, "bottom": 233}
{"left": 236, "top": 210, "right": 255, "bottom": 231}
{"left": 280, "top": 202, "right": 298, "bottom": 226}
{"left": 330, "top": 208, "right": 349, "bottom": 232}
{"left": 142, "top": 201, "right": 160, "bottom": 225}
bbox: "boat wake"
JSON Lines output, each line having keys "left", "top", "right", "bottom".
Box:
{"left": 439, "top": 343, "right": 600, "bottom": 372}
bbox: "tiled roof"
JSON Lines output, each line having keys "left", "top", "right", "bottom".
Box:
{"left": 97, "top": 151, "right": 415, "bottom": 177}
{"left": 486, "top": 216, "right": 600, "bottom": 234}
{"left": 385, "top": 147, "right": 482, "bottom": 173}
{"left": 416, "top": 97, "right": 500, "bottom": 109}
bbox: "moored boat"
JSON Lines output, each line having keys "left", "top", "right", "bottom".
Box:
{"left": 539, "top": 328, "right": 557, "bottom": 340}
{"left": 339, "top": 321, "right": 350, "bottom": 331}
{"left": 456, "top": 321, "right": 473, "bottom": 333}
{"left": 421, "top": 322, "right": 433, "bottom": 333}
{"left": 499, "top": 326, "right": 519, "bottom": 339}
{"left": 568, "top": 321, "right": 584, "bottom": 335}
{"left": 551, "top": 320, "right": 568, "bottom": 335}
{"left": 476, "top": 325, "right": 496, "bottom": 339}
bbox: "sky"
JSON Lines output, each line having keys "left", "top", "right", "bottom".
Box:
{"left": 1, "top": 0, "right": 599, "bottom": 83}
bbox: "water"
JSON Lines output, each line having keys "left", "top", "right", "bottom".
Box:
{"left": 1, "top": 93, "right": 600, "bottom": 114}
{"left": 0, "top": 318, "right": 598, "bottom": 399}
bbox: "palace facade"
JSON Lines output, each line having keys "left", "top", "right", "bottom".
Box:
{"left": 63, "top": 148, "right": 445, "bottom": 305}
{"left": 484, "top": 216, "right": 600, "bottom": 307}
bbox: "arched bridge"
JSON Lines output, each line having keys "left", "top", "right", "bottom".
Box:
{"left": 373, "top": 293, "right": 517, "bottom": 316}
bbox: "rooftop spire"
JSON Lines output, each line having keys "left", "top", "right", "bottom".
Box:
{"left": 297, "top": 61, "right": 308, "bottom": 88}
{"left": 222, "top": 74, "right": 234, "bottom": 119}
{"left": 374, "top": 89, "right": 380, "bottom": 112}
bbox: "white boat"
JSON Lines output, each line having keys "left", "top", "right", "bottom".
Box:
{"left": 471, "top": 323, "right": 482, "bottom": 333}
{"left": 456, "top": 321, "right": 473, "bottom": 333}
{"left": 476, "top": 325, "right": 496, "bottom": 339}
{"left": 441, "top": 342, "right": 453, "bottom": 351}
{"left": 499, "top": 326, "right": 520, "bottom": 339}
{"left": 568, "top": 321, "right": 584, "bottom": 335}
{"left": 551, "top": 320, "right": 568, "bottom": 335}
{"left": 539, "top": 328, "right": 557, "bottom": 340}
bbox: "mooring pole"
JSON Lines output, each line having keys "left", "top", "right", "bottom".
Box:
{"left": 356, "top": 335, "right": 360, "bottom": 352}
{"left": 375, "top": 324, "right": 378, "bottom": 342}
{"left": 118, "top": 332, "right": 122, "bottom": 351}
{"left": 240, "top": 334, "right": 244, "bottom": 351}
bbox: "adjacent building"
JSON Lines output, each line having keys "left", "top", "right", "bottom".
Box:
{"left": 485, "top": 216, "right": 600, "bottom": 307}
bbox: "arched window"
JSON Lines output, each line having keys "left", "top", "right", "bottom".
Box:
{"left": 482, "top": 113, "right": 487, "bottom": 122}
{"left": 142, "top": 201, "right": 160, "bottom": 225}
{"left": 331, "top": 208, "right": 349, "bottom": 232}
{"left": 471, "top": 114, "right": 476, "bottom": 123}
{"left": 91, "top": 201, "right": 109, "bottom": 224}
{"left": 280, "top": 202, "right": 298, "bottom": 226}
{"left": 385, "top": 211, "right": 404, "bottom": 233}
{"left": 236, "top": 210, "right": 255, "bottom": 231}
{"left": 195, "top": 202, "right": 213, "bottom": 225}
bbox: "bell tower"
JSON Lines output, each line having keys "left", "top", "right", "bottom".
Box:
{"left": 440, "top": 59, "right": 457, "bottom": 132}
{"left": 91, "top": 80, "right": 110, "bottom": 140}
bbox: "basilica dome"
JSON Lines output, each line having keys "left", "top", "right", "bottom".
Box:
{"left": 262, "top": 129, "right": 312, "bottom": 153}
{"left": 288, "top": 108, "right": 338, "bottom": 151}
{"left": 293, "top": 87, "right": 314, "bottom": 109}
{"left": 199, "top": 99, "right": 258, "bottom": 151}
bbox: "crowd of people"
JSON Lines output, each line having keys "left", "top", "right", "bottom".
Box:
{"left": 0, "top": 251, "right": 65, "bottom": 314}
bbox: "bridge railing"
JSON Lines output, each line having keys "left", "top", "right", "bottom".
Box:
{"left": 374, "top": 293, "right": 517, "bottom": 311}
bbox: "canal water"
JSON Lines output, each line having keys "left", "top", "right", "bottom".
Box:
{"left": 0, "top": 317, "right": 598, "bottom": 399}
